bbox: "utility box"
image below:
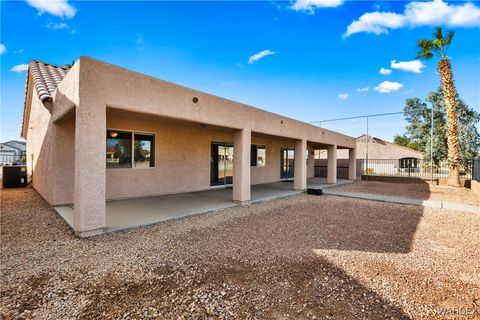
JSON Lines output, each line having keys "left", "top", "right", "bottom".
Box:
{"left": 2, "top": 166, "right": 27, "bottom": 188}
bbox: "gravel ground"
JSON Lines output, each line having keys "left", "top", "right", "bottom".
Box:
{"left": 1, "top": 187, "right": 479, "bottom": 319}
{"left": 331, "top": 181, "right": 480, "bottom": 206}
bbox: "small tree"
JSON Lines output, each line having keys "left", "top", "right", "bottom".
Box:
{"left": 399, "top": 88, "right": 480, "bottom": 169}
{"left": 393, "top": 134, "right": 420, "bottom": 151}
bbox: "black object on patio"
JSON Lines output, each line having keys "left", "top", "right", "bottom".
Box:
{"left": 307, "top": 188, "right": 323, "bottom": 196}
{"left": 2, "top": 166, "right": 27, "bottom": 188}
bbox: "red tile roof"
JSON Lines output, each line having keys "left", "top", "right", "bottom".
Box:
{"left": 21, "top": 60, "right": 71, "bottom": 138}
{"left": 27, "top": 60, "right": 70, "bottom": 103}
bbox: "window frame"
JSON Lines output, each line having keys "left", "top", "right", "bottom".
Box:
{"left": 106, "top": 128, "right": 156, "bottom": 169}
{"left": 251, "top": 144, "right": 266, "bottom": 167}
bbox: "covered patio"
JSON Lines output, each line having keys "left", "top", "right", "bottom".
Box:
{"left": 54, "top": 178, "right": 352, "bottom": 233}
{"left": 27, "top": 57, "right": 357, "bottom": 237}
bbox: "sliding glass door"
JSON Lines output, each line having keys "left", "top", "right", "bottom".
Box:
{"left": 280, "top": 148, "right": 295, "bottom": 179}
{"left": 211, "top": 142, "right": 234, "bottom": 186}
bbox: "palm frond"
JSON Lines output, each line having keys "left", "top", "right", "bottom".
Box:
{"left": 434, "top": 27, "right": 444, "bottom": 42}
{"left": 416, "top": 39, "right": 434, "bottom": 60}
{"left": 417, "top": 39, "right": 433, "bottom": 49}
{"left": 417, "top": 50, "right": 434, "bottom": 60}
{"left": 415, "top": 27, "right": 455, "bottom": 60}
{"left": 424, "top": 52, "right": 434, "bottom": 60}
{"left": 445, "top": 31, "right": 455, "bottom": 45}
{"left": 432, "top": 38, "right": 442, "bottom": 51}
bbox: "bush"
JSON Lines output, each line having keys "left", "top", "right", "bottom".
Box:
{"left": 363, "top": 168, "right": 375, "bottom": 175}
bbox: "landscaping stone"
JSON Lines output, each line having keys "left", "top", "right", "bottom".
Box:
{"left": 1, "top": 187, "right": 479, "bottom": 319}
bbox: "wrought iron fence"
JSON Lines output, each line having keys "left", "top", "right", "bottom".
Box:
{"left": 473, "top": 159, "right": 480, "bottom": 181}
{"left": 0, "top": 155, "right": 26, "bottom": 166}
{"left": 359, "top": 158, "right": 472, "bottom": 180}
{"left": 314, "top": 166, "right": 349, "bottom": 179}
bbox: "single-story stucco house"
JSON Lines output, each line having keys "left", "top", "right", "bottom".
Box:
{"left": 316, "top": 135, "right": 424, "bottom": 177}
{"left": 21, "top": 57, "right": 356, "bottom": 237}
{"left": 352, "top": 134, "right": 424, "bottom": 161}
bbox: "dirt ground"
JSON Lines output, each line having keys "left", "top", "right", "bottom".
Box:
{"left": 332, "top": 180, "right": 480, "bottom": 206}
{"left": 1, "top": 187, "right": 479, "bottom": 319}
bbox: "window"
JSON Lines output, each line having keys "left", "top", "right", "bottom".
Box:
{"left": 251, "top": 144, "right": 266, "bottom": 167}
{"left": 106, "top": 130, "right": 155, "bottom": 168}
{"left": 106, "top": 130, "right": 132, "bottom": 168}
{"left": 399, "top": 157, "right": 419, "bottom": 169}
{"left": 134, "top": 134, "right": 155, "bottom": 168}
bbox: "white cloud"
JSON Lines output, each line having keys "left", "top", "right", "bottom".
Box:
{"left": 10, "top": 64, "right": 29, "bottom": 73}
{"left": 344, "top": 12, "right": 405, "bottom": 37}
{"left": 390, "top": 59, "right": 425, "bottom": 73}
{"left": 26, "top": 0, "right": 76, "bottom": 18}
{"left": 0, "top": 44, "right": 5, "bottom": 55}
{"left": 14, "top": 48, "right": 24, "bottom": 54}
{"left": 402, "top": 88, "right": 415, "bottom": 95}
{"left": 404, "top": 0, "right": 480, "bottom": 27}
{"left": 374, "top": 81, "right": 403, "bottom": 93}
{"left": 136, "top": 33, "right": 146, "bottom": 50}
{"left": 136, "top": 33, "right": 145, "bottom": 46}
{"left": 248, "top": 49, "right": 276, "bottom": 64}
{"left": 356, "top": 86, "right": 370, "bottom": 92}
{"left": 344, "top": 0, "right": 480, "bottom": 37}
{"left": 291, "top": 0, "right": 344, "bottom": 13}
{"left": 338, "top": 93, "right": 349, "bottom": 100}
{"left": 379, "top": 67, "right": 392, "bottom": 75}
{"left": 46, "top": 22, "right": 69, "bottom": 30}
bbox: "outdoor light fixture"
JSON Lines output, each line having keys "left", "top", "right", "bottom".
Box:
{"left": 109, "top": 132, "right": 119, "bottom": 138}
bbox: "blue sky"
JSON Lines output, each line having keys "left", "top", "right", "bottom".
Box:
{"left": 1, "top": 0, "right": 479, "bottom": 142}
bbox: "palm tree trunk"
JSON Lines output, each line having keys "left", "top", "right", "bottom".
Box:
{"left": 438, "top": 58, "right": 461, "bottom": 186}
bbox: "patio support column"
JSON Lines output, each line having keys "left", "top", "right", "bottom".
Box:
{"left": 327, "top": 144, "right": 337, "bottom": 184}
{"left": 294, "top": 139, "right": 307, "bottom": 190}
{"left": 307, "top": 146, "right": 315, "bottom": 178}
{"left": 348, "top": 148, "right": 357, "bottom": 180}
{"left": 233, "top": 129, "right": 251, "bottom": 203}
{"left": 73, "top": 103, "right": 106, "bottom": 237}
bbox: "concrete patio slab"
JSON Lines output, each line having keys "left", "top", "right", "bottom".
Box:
{"left": 55, "top": 189, "right": 238, "bottom": 233}
{"left": 306, "top": 177, "right": 352, "bottom": 189}
{"left": 54, "top": 178, "right": 354, "bottom": 234}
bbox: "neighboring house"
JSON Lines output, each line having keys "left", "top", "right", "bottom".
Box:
{"left": 4, "top": 140, "right": 27, "bottom": 152}
{"left": 317, "top": 134, "right": 424, "bottom": 176}
{"left": 352, "top": 135, "right": 424, "bottom": 161}
{"left": 0, "top": 140, "right": 26, "bottom": 165}
{"left": 21, "top": 57, "right": 356, "bottom": 236}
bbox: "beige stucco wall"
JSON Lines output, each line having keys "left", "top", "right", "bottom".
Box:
{"left": 104, "top": 111, "right": 305, "bottom": 201}
{"left": 47, "top": 109, "right": 319, "bottom": 204}
{"left": 26, "top": 85, "right": 54, "bottom": 203}
{"left": 24, "top": 63, "right": 80, "bottom": 206}
{"left": 25, "top": 57, "right": 355, "bottom": 211}
{"left": 51, "top": 62, "right": 80, "bottom": 122}
{"left": 79, "top": 57, "right": 355, "bottom": 149}
{"left": 52, "top": 115, "right": 75, "bottom": 205}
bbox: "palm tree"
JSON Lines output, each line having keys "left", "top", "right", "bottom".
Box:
{"left": 65, "top": 60, "right": 76, "bottom": 68}
{"left": 417, "top": 27, "right": 461, "bottom": 186}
